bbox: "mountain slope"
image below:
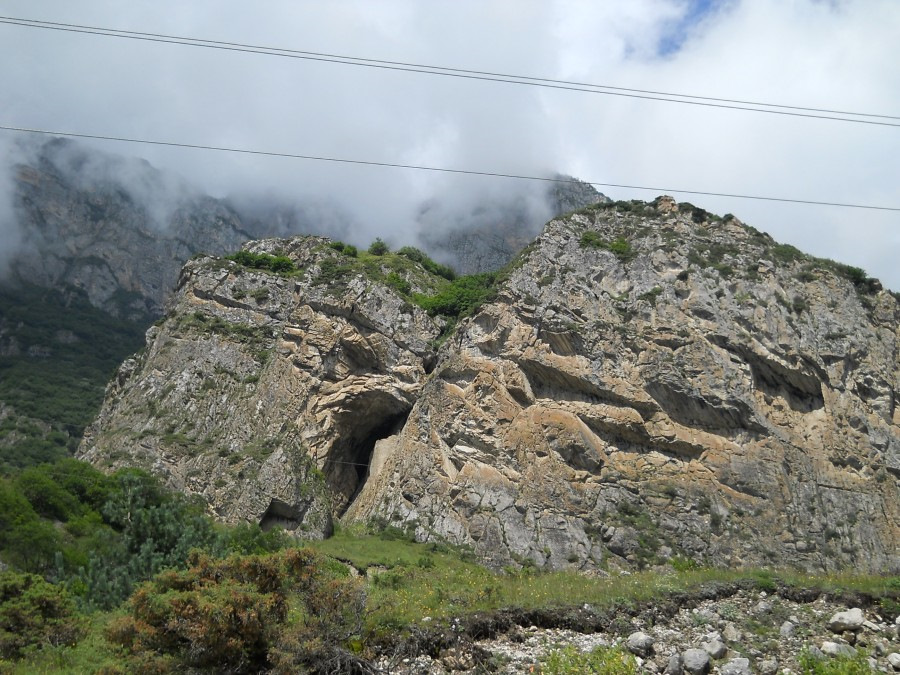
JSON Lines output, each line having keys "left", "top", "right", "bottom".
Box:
{"left": 348, "top": 197, "right": 899, "bottom": 572}
{"left": 79, "top": 197, "right": 899, "bottom": 573}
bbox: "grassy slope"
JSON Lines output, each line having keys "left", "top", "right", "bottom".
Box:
{"left": 11, "top": 524, "right": 898, "bottom": 672}
{"left": 0, "top": 283, "right": 149, "bottom": 471}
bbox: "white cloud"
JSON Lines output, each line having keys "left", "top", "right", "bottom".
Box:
{"left": 0, "top": 0, "right": 897, "bottom": 285}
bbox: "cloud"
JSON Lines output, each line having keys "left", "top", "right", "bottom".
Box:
{"left": 0, "top": 139, "right": 26, "bottom": 278}
{"left": 0, "top": 0, "right": 897, "bottom": 286}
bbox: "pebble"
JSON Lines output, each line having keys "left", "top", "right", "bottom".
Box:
{"left": 381, "top": 590, "right": 900, "bottom": 674}
{"left": 701, "top": 638, "right": 727, "bottom": 659}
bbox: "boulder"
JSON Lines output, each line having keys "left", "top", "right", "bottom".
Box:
{"left": 828, "top": 608, "right": 865, "bottom": 633}
{"left": 887, "top": 653, "right": 900, "bottom": 671}
{"left": 701, "top": 638, "right": 727, "bottom": 660}
{"left": 821, "top": 641, "right": 856, "bottom": 658}
{"left": 682, "top": 649, "right": 710, "bottom": 675}
{"left": 626, "top": 631, "right": 654, "bottom": 657}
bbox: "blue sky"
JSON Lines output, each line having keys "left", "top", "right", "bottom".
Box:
{"left": 657, "top": 0, "right": 723, "bottom": 56}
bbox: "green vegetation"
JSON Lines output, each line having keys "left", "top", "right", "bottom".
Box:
{"left": 767, "top": 243, "right": 880, "bottom": 294}
{"left": 0, "top": 460, "right": 287, "bottom": 615}
{"left": 106, "top": 548, "right": 365, "bottom": 673}
{"left": 579, "top": 231, "right": 634, "bottom": 261}
{"left": 797, "top": 646, "right": 875, "bottom": 674}
{"left": 0, "top": 283, "right": 148, "bottom": 470}
{"left": 368, "top": 237, "right": 390, "bottom": 256}
{"left": 226, "top": 249, "right": 296, "bottom": 274}
{"left": 309, "top": 241, "right": 496, "bottom": 330}
{"left": 413, "top": 272, "right": 497, "bottom": 320}
{"left": 1, "top": 481, "right": 898, "bottom": 672}
{"left": 396, "top": 246, "right": 456, "bottom": 280}
{"left": 328, "top": 240, "right": 358, "bottom": 257}
{"left": 0, "top": 571, "right": 84, "bottom": 660}
{"left": 541, "top": 644, "right": 637, "bottom": 675}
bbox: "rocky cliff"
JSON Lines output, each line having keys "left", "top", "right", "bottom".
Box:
{"left": 80, "top": 197, "right": 900, "bottom": 572}
{"left": 8, "top": 138, "right": 254, "bottom": 319}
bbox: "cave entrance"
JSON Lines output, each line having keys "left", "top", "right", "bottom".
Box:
{"left": 324, "top": 393, "right": 411, "bottom": 516}
{"left": 259, "top": 499, "right": 305, "bottom": 532}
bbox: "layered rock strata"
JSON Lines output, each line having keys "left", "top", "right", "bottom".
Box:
{"left": 82, "top": 198, "right": 900, "bottom": 572}
{"left": 79, "top": 236, "right": 442, "bottom": 536}
{"left": 347, "top": 198, "right": 899, "bottom": 572}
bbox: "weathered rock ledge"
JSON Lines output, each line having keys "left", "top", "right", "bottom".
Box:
{"left": 81, "top": 198, "right": 900, "bottom": 572}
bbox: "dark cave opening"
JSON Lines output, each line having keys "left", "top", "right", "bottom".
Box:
{"left": 259, "top": 498, "right": 305, "bottom": 532}
{"left": 324, "top": 394, "right": 412, "bottom": 515}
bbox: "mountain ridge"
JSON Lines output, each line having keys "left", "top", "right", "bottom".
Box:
{"left": 78, "top": 196, "right": 900, "bottom": 573}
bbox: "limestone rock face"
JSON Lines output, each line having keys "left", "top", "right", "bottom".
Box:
{"left": 79, "top": 236, "right": 441, "bottom": 536}
{"left": 346, "top": 200, "right": 899, "bottom": 572}
{"left": 10, "top": 138, "right": 254, "bottom": 319}
{"left": 81, "top": 197, "right": 899, "bottom": 572}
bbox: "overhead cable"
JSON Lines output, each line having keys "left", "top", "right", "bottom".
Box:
{"left": 2, "top": 123, "right": 898, "bottom": 212}
{"left": 1, "top": 16, "right": 898, "bottom": 128}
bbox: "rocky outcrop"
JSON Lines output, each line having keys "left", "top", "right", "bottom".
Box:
{"left": 347, "top": 198, "right": 899, "bottom": 573}
{"left": 79, "top": 236, "right": 443, "bottom": 535}
{"left": 81, "top": 197, "right": 899, "bottom": 572}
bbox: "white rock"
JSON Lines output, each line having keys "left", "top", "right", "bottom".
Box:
{"left": 780, "top": 620, "right": 795, "bottom": 638}
{"left": 720, "top": 658, "right": 751, "bottom": 675}
{"left": 723, "top": 623, "right": 742, "bottom": 643}
{"left": 821, "top": 641, "right": 855, "bottom": 658}
{"left": 701, "top": 638, "right": 727, "bottom": 660}
{"left": 759, "top": 657, "right": 779, "bottom": 675}
{"left": 887, "top": 652, "right": 900, "bottom": 671}
{"left": 627, "top": 631, "right": 655, "bottom": 657}
{"left": 828, "top": 608, "right": 865, "bottom": 632}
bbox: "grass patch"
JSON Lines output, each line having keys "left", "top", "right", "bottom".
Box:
{"left": 579, "top": 231, "right": 634, "bottom": 261}
{"left": 226, "top": 249, "right": 296, "bottom": 274}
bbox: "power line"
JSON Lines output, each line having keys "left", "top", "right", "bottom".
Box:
{"left": 3, "top": 123, "right": 898, "bottom": 212}
{"left": 2, "top": 16, "right": 899, "bottom": 128}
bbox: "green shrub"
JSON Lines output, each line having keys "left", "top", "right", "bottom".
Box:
{"left": 0, "top": 479, "right": 60, "bottom": 573}
{"left": 770, "top": 243, "right": 804, "bottom": 264}
{"left": 368, "top": 238, "right": 390, "bottom": 256}
{"left": 15, "top": 465, "right": 84, "bottom": 521}
{"left": 541, "top": 644, "right": 637, "bottom": 675}
{"left": 108, "top": 549, "right": 366, "bottom": 673}
{"left": 414, "top": 272, "right": 497, "bottom": 319}
{"left": 328, "top": 241, "right": 358, "bottom": 257}
{"left": 792, "top": 295, "right": 810, "bottom": 314}
{"left": 0, "top": 571, "right": 84, "bottom": 660}
{"left": 226, "top": 250, "right": 296, "bottom": 274}
{"left": 314, "top": 257, "right": 354, "bottom": 285}
{"left": 396, "top": 246, "right": 456, "bottom": 280}
{"left": 386, "top": 272, "right": 412, "bottom": 296}
{"left": 579, "top": 231, "right": 634, "bottom": 261}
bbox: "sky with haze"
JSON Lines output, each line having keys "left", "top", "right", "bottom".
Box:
{"left": 1, "top": 0, "right": 899, "bottom": 287}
